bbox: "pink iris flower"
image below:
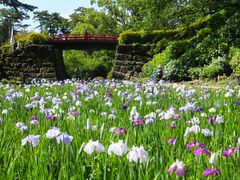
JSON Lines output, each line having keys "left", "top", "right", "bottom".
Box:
{"left": 223, "top": 148, "right": 235, "bottom": 158}
{"left": 203, "top": 168, "right": 221, "bottom": 176}
{"left": 193, "top": 148, "right": 211, "bottom": 156}
{"left": 186, "top": 141, "right": 206, "bottom": 151}
{"left": 168, "top": 159, "right": 186, "bottom": 177}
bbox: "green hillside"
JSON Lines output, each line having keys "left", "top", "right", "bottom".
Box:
{"left": 119, "top": 8, "right": 240, "bottom": 81}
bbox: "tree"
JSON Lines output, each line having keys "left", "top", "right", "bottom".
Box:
{"left": 33, "top": 11, "right": 70, "bottom": 35}
{"left": 70, "top": 7, "right": 118, "bottom": 34}
{"left": 0, "top": 0, "right": 36, "bottom": 12}
{"left": 0, "top": 0, "right": 36, "bottom": 43}
{"left": 91, "top": 0, "right": 240, "bottom": 31}
{"left": 90, "top": 0, "right": 145, "bottom": 31}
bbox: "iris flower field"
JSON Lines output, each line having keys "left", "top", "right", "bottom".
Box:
{"left": 0, "top": 79, "right": 240, "bottom": 179}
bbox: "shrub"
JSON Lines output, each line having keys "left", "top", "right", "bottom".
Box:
{"left": 118, "top": 31, "right": 144, "bottom": 44}
{"left": 188, "top": 67, "right": 202, "bottom": 80}
{"left": 188, "top": 27, "right": 211, "bottom": 44}
{"left": 201, "top": 64, "right": 224, "bottom": 78}
{"left": 0, "top": 41, "right": 12, "bottom": 54}
{"left": 142, "top": 30, "right": 179, "bottom": 43}
{"left": 163, "top": 60, "right": 190, "bottom": 81}
{"left": 151, "top": 39, "right": 170, "bottom": 54}
{"left": 229, "top": 48, "right": 240, "bottom": 76}
{"left": 141, "top": 45, "right": 174, "bottom": 78}
{"left": 141, "top": 40, "right": 190, "bottom": 79}
{"left": 169, "top": 40, "right": 190, "bottom": 59}
{"left": 16, "top": 32, "right": 52, "bottom": 46}
{"left": 211, "top": 56, "right": 232, "bottom": 75}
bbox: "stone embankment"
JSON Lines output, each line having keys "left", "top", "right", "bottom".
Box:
{"left": 0, "top": 45, "right": 69, "bottom": 82}
{"left": 111, "top": 44, "right": 153, "bottom": 80}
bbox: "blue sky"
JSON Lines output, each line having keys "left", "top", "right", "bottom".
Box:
{"left": 20, "top": 0, "right": 97, "bottom": 31}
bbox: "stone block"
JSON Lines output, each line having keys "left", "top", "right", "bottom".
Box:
{"left": 111, "top": 71, "right": 125, "bottom": 79}
{"left": 133, "top": 65, "right": 143, "bottom": 72}
{"left": 40, "top": 67, "right": 55, "bottom": 73}
{"left": 114, "top": 60, "right": 123, "bottom": 66}
{"left": 113, "top": 65, "right": 121, "bottom": 71}
{"left": 42, "top": 62, "right": 54, "bottom": 67}
{"left": 120, "top": 66, "right": 129, "bottom": 73}
{"left": 42, "top": 73, "right": 56, "bottom": 78}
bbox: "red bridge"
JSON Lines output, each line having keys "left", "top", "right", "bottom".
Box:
{"left": 50, "top": 33, "right": 118, "bottom": 50}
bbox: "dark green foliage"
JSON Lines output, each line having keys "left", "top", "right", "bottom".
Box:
{"left": 151, "top": 39, "right": 170, "bottom": 55}
{"left": 220, "top": 12, "right": 240, "bottom": 47}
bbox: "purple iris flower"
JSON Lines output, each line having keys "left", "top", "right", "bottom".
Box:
{"left": 201, "top": 89, "right": 210, "bottom": 94}
{"left": 171, "top": 124, "right": 177, "bottom": 129}
{"left": 71, "top": 111, "right": 80, "bottom": 116}
{"left": 132, "top": 118, "right": 145, "bottom": 126}
{"left": 193, "top": 148, "right": 211, "bottom": 156}
{"left": 208, "top": 116, "right": 217, "bottom": 125}
{"left": 208, "top": 116, "right": 223, "bottom": 126}
{"left": 223, "top": 148, "right": 235, "bottom": 158}
{"left": 106, "top": 91, "right": 112, "bottom": 97}
{"left": 203, "top": 168, "right": 221, "bottom": 176}
{"left": 164, "top": 124, "right": 177, "bottom": 129}
{"left": 113, "top": 128, "right": 127, "bottom": 134}
{"left": 120, "top": 105, "right": 128, "bottom": 110}
{"left": 56, "top": 132, "right": 73, "bottom": 144}
{"left": 167, "top": 138, "right": 177, "bottom": 145}
{"left": 45, "top": 115, "right": 57, "bottom": 121}
{"left": 31, "top": 115, "right": 38, "bottom": 120}
{"left": 192, "top": 107, "right": 204, "bottom": 112}
{"left": 186, "top": 142, "right": 206, "bottom": 151}
{"left": 168, "top": 159, "right": 186, "bottom": 177}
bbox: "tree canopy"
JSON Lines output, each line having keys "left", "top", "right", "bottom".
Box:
{"left": 0, "top": 0, "right": 37, "bottom": 43}
{"left": 33, "top": 11, "right": 70, "bottom": 35}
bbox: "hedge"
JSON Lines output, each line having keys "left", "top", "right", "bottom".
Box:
{"left": 16, "top": 32, "right": 53, "bottom": 46}
{"left": 119, "top": 7, "right": 235, "bottom": 45}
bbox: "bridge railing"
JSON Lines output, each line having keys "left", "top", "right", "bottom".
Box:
{"left": 52, "top": 33, "right": 118, "bottom": 42}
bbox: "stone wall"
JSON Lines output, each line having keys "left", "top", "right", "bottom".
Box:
{"left": 111, "top": 44, "right": 153, "bottom": 80}
{"left": 0, "top": 45, "right": 69, "bottom": 82}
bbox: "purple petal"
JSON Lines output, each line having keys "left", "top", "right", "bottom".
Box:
{"left": 203, "top": 168, "right": 220, "bottom": 176}
{"left": 193, "top": 148, "right": 211, "bottom": 156}
{"left": 176, "top": 167, "right": 186, "bottom": 176}
{"left": 223, "top": 148, "right": 235, "bottom": 158}
{"left": 168, "top": 164, "right": 177, "bottom": 173}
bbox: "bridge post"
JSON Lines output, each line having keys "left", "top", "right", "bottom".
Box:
{"left": 53, "top": 48, "right": 70, "bottom": 80}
